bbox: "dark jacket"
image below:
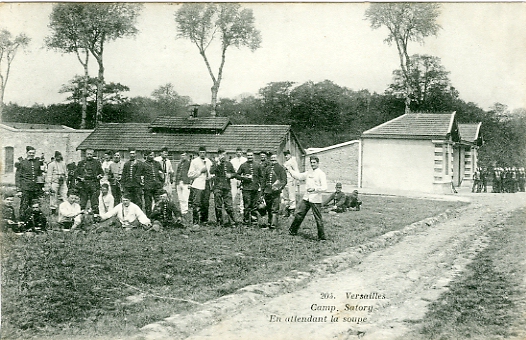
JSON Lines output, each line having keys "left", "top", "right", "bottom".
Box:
{"left": 15, "top": 158, "right": 43, "bottom": 191}
{"left": 151, "top": 200, "right": 182, "bottom": 224}
{"left": 21, "top": 208, "right": 47, "bottom": 230}
{"left": 121, "top": 160, "right": 145, "bottom": 188}
{"left": 143, "top": 159, "right": 164, "bottom": 190}
{"left": 75, "top": 158, "right": 104, "bottom": 184}
{"left": 262, "top": 163, "right": 287, "bottom": 194}
{"left": 210, "top": 159, "right": 236, "bottom": 190}
{"left": 236, "top": 161, "right": 263, "bottom": 191}
{"left": 323, "top": 191, "right": 347, "bottom": 208}
{"left": 175, "top": 159, "right": 191, "bottom": 184}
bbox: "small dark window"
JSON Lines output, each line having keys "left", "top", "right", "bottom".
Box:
{"left": 4, "top": 147, "right": 14, "bottom": 173}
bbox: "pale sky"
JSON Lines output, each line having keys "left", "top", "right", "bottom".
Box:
{"left": 1, "top": 2, "right": 525, "bottom": 111}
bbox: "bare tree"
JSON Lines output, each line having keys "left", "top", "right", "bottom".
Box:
{"left": 0, "top": 29, "right": 30, "bottom": 122}
{"left": 365, "top": 3, "right": 441, "bottom": 113}
{"left": 175, "top": 3, "right": 261, "bottom": 116}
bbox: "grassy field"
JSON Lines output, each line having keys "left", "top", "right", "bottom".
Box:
{"left": 405, "top": 206, "right": 526, "bottom": 340}
{"left": 1, "top": 195, "right": 463, "bottom": 340}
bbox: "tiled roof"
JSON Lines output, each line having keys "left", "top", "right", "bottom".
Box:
{"left": 1, "top": 122, "right": 74, "bottom": 130}
{"left": 78, "top": 123, "right": 298, "bottom": 153}
{"left": 362, "top": 112, "right": 456, "bottom": 139}
{"left": 458, "top": 123, "right": 481, "bottom": 142}
{"left": 149, "top": 116, "right": 230, "bottom": 132}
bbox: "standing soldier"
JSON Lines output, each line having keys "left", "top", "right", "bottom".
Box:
{"left": 492, "top": 166, "right": 502, "bottom": 193}
{"left": 282, "top": 150, "right": 299, "bottom": 217}
{"left": 108, "top": 152, "right": 123, "bottom": 204}
{"left": 155, "top": 147, "right": 175, "bottom": 199}
{"left": 175, "top": 151, "right": 192, "bottom": 217}
{"left": 210, "top": 148, "right": 237, "bottom": 227}
{"left": 237, "top": 149, "right": 263, "bottom": 226}
{"left": 75, "top": 149, "right": 104, "bottom": 213}
{"left": 480, "top": 167, "right": 487, "bottom": 193}
{"left": 45, "top": 151, "right": 68, "bottom": 213}
{"left": 15, "top": 146, "right": 43, "bottom": 213}
{"left": 518, "top": 167, "right": 525, "bottom": 192}
{"left": 259, "top": 151, "right": 270, "bottom": 169}
{"left": 230, "top": 147, "right": 247, "bottom": 216}
{"left": 287, "top": 156, "right": 328, "bottom": 241}
{"left": 143, "top": 150, "right": 164, "bottom": 217}
{"left": 472, "top": 168, "right": 481, "bottom": 193}
{"left": 261, "top": 153, "right": 287, "bottom": 229}
{"left": 188, "top": 146, "right": 212, "bottom": 226}
{"left": 121, "top": 149, "right": 145, "bottom": 209}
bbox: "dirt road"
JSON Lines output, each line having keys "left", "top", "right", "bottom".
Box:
{"left": 137, "top": 192, "right": 525, "bottom": 340}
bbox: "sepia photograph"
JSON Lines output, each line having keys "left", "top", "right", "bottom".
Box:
{"left": 1, "top": 2, "right": 525, "bottom": 339}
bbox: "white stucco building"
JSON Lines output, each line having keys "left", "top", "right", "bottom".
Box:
{"left": 359, "top": 112, "right": 472, "bottom": 194}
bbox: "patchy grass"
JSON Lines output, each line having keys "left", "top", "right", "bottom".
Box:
{"left": 1, "top": 195, "right": 463, "bottom": 339}
{"left": 405, "top": 207, "right": 526, "bottom": 340}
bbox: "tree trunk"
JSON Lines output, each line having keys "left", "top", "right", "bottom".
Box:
{"left": 81, "top": 60, "right": 89, "bottom": 129}
{"left": 210, "top": 83, "right": 218, "bottom": 116}
{"left": 0, "top": 87, "right": 4, "bottom": 123}
{"left": 96, "top": 57, "right": 104, "bottom": 126}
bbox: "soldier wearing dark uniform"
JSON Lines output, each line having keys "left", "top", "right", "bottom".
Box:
{"left": 472, "top": 168, "right": 481, "bottom": 193}
{"left": 492, "top": 167, "right": 502, "bottom": 193}
{"left": 237, "top": 149, "right": 263, "bottom": 226}
{"left": 518, "top": 167, "right": 525, "bottom": 192}
{"left": 15, "top": 146, "right": 44, "bottom": 213}
{"left": 142, "top": 150, "right": 164, "bottom": 217}
{"left": 322, "top": 183, "right": 347, "bottom": 213}
{"left": 210, "top": 148, "right": 237, "bottom": 227}
{"left": 480, "top": 167, "right": 487, "bottom": 193}
{"left": 346, "top": 190, "right": 362, "bottom": 211}
{"left": 20, "top": 199, "right": 47, "bottom": 232}
{"left": 150, "top": 190, "right": 182, "bottom": 229}
{"left": 121, "top": 149, "right": 145, "bottom": 209}
{"left": 75, "top": 149, "right": 104, "bottom": 213}
{"left": 261, "top": 153, "right": 287, "bottom": 229}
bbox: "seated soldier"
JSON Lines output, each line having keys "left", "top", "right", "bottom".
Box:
{"left": 150, "top": 190, "right": 183, "bottom": 230}
{"left": 98, "top": 183, "right": 115, "bottom": 215}
{"left": 322, "top": 182, "right": 347, "bottom": 213}
{"left": 97, "top": 193, "right": 151, "bottom": 229}
{"left": 346, "top": 190, "right": 362, "bottom": 211}
{"left": 57, "top": 190, "right": 85, "bottom": 230}
{"left": 1, "top": 191, "right": 23, "bottom": 232}
{"left": 20, "top": 199, "right": 47, "bottom": 232}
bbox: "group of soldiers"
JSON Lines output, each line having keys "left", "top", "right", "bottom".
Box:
{"left": 471, "top": 166, "right": 526, "bottom": 193}
{"left": 4, "top": 144, "right": 334, "bottom": 240}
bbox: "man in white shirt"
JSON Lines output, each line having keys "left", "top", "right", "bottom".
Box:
{"left": 286, "top": 156, "right": 328, "bottom": 240}
{"left": 98, "top": 183, "right": 115, "bottom": 214}
{"left": 98, "top": 193, "right": 151, "bottom": 229}
{"left": 187, "top": 146, "right": 212, "bottom": 225}
{"left": 155, "top": 147, "right": 175, "bottom": 199}
{"left": 282, "top": 150, "right": 299, "bottom": 216}
{"left": 46, "top": 151, "right": 68, "bottom": 212}
{"left": 230, "top": 147, "right": 247, "bottom": 215}
{"left": 57, "top": 190, "right": 85, "bottom": 230}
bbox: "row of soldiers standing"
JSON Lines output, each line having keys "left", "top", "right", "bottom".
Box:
{"left": 472, "top": 166, "right": 526, "bottom": 193}
{"left": 13, "top": 144, "right": 301, "bottom": 230}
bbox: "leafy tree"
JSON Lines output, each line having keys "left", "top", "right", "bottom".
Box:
{"left": 257, "top": 81, "right": 295, "bottom": 124}
{"left": 59, "top": 75, "right": 130, "bottom": 106}
{"left": 0, "top": 29, "right": 30, "bottom": 121}
{"left": 365, "top": 3, "right": 441, "bottom": 113}
{"left": 150, "top": 83, "right": 192, "bottom": 115}
{"left": 47, "top": 4, "right": 92, "bottom": 128}
{"left": 387, "top": 54, "right": 458, "bottom": 112}
{"left": 48, "top": 3, "right": 142, "bottom": 126}
{"left": 175, "top": 3, "right": 261, "bottom": 115}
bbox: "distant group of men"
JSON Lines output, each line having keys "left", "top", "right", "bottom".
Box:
{"left": 472, "top": 166, "right": 526, "bottom": 193}
{"left": 6, "top": 144, "right": 351, "bottom": 240}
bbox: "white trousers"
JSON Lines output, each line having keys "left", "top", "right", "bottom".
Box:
{"left": 282, "top": 179, "right": 297, "bottom": 210}
{"left": 50, "top": 182, "right": 68, "bottom": 210}
{"left": 230, "top": 178, "right": 244, "bottom": 213}
{"left": 177, "top": 182, "right": 190, "bottom": 214}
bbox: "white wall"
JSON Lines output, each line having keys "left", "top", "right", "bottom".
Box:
{"left": 1, "top": 127, "right": 92, "bottom": 185}
{"left": 361, "top": 138, "right": 435, "bottom": 192}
